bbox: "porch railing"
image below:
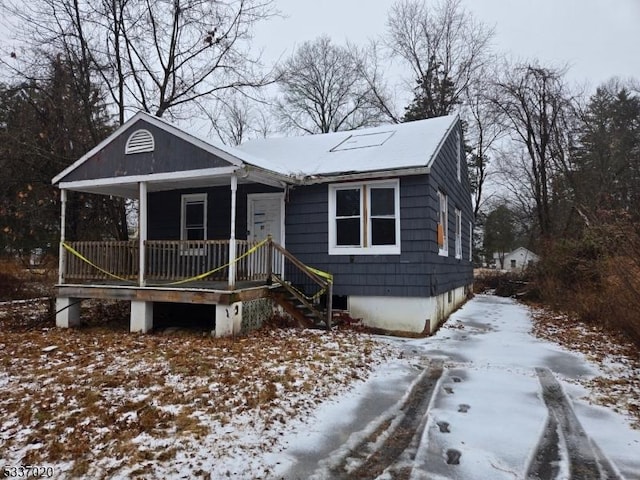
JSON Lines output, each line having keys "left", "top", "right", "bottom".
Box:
{"left": 62, "top": 239, "right": 279, "bottom": 284}
{"left": 65, "top": 240, "right": 139, "bottom": 281}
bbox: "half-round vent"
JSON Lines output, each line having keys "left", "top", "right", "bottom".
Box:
{"left": 125, "top": 129, "right": 155, "bottom": 154}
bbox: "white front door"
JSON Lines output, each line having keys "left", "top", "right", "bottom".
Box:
{"left": 247, "top": 193, "right": 284, "bottom": 275}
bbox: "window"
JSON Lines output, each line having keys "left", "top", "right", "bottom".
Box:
{"left": 181, "top": 194, "right": 207, "bottom": 241}
{"left": 455, "top": 209, "right": 462, "bottom": 259}
{"left": 438, "top": 190, "right": 448, "bottom": 256}
{"left": 329, "top": 180, "right": 400, "bottom": 255}
{"left": 510, "top": 259, "right": 517, "bottom": 269}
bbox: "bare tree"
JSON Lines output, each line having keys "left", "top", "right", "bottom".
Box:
{"left": 386, "top": 0, "right": 494, "bottom": 119}
{"left": 348, "top": 40, "right": 401, "bottom": 124}
{"left": 489, "top": 62, "right": 576, "bottom": 237}
{"left": 275, "top": 36, "right": 387, "bottom": 134}
{"left": 1, "top": 0, "right": 277, "bottom": 123}
{"left": 463, "top": 70, "right": 506, "bottom": 220}
{"left": 203, "top": 91, "right": 273, "bottom": 145}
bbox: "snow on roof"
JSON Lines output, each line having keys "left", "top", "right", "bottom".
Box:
{"left": 237, "top": 115, "right": 459, "bottom": 178}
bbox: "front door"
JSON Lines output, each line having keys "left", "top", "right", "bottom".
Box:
{"left": 247, "top": 193, "right": 284, "bottom": 275}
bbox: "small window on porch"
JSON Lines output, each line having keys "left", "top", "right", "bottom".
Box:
{"left": 181, "top": 194, "right": 207, "bottom": 241}
{"left": 125, "top": 129, "right": 155, "bottom": 154}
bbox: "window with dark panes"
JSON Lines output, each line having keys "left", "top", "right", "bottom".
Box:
{"left": 370, "top": 187, "right": 396, "bottom": 245}
{"left": 329, "top": 180, "right": 400, "bottom": 255}
{"left": 335, "top": 188, "right": 361, "bottom": 246}
{"left": 182, "top": 194, "right": 207, "bottom": 241}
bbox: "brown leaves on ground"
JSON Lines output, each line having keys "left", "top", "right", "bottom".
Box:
{"left": 0, "top": 300, "right": 396, "bottom": 479}
{"left": 531, "top": 306, "right": 640, "bottom": 429}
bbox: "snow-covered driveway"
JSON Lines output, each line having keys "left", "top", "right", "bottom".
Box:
{"left": 275, "top": 295, "right": 640, "bottom": 479}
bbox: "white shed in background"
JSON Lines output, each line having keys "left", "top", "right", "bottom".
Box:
{"left": 494, "top": 247, "right": 539, "bottom": 271}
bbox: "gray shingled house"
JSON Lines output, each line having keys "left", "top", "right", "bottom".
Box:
{"left": 52, "top": 111, "right": 473, "bottom": 336}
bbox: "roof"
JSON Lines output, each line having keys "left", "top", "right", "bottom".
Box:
{"left": 237, "top": 115, "right": 459, "bottom": 178}
{"left": 52, "top": 111, "right": 460, "bottom": 190}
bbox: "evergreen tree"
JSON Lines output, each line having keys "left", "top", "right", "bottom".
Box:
{"left": 574, "top": 84, "right": 640, "bottom": 218}
{"left": 483, "top": 205, "right": 516, "bottom": 269}
{"left": 403, "top": 62, "right": 459, "bottom": 121}
{"left": 0, "top": 55, "right": 120, "bottom": 261}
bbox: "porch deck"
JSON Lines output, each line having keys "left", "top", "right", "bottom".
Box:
{"left": 57, "top": 280, "right": 273, "bottom": 305}
{"left": 56, "top": 238, "right": 332, "bottom": 334}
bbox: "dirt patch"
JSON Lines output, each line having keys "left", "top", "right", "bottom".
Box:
{"left": 0, "top": 300, "right": 398, "bottom": 479}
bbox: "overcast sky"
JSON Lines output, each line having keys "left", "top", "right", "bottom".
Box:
{"left": 254, "top": 0, "right": 640, "bottom": 93}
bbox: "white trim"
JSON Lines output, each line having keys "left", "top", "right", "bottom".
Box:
{"left": 328, "top": 179, "right": 401, "bottom": 256}
{"left": 302, "top": 166, "right": 430, "bottom": 185}
{"left": 58, "top": 166, "right": 240, "bottom": 192}
{"left": 181, "top": 193, "right": 208, "bottom": 242}
{"left": 139, "top": 182, "right": 148, "bottom": 286}
{"left": 58, "top": 189, "right": 67, "bottom": 284}
{"left": 229, "top": 175, "right": 238, "bottom": 287}
{"left": 438, "top": 190, "right": 448, "bottom": 257}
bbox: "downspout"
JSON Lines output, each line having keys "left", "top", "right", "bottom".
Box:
{"left": 139, "top": 181, "right": 148, "bottom": 287}
{"left": 58, "top": 189, "right": 67, "bottom": 285}
{"left": 228, "top": 174, "right": 237, "bottom": 288}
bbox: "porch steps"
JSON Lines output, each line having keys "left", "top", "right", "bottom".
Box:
{"left": 271, "top": 287, "right": 329, "bottom": 329}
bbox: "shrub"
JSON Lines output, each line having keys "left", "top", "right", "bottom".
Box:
{"left": 532, "top": 218, "right": 640, "bottom": 347}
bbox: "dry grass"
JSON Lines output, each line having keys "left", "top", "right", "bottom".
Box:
{"left": 0, "top": 299, "right": 396, "bottom": 479}
{"left": 531, "top": 306, "right": 640, "bottom": 429}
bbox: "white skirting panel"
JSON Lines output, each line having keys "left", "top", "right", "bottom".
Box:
{"left": 348, "top": 285, "right": 470, "bottom": 335}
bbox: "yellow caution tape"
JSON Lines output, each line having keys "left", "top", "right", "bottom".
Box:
{"left": 307, "top": 266, "right": 333, "bottom": 284}
{"left": 62, "top": 242, "right": 137, "bottom": 284}
{"left": 62, "top": 238, "right": 332, "bottom": 296}
{"left": 62, "top": 238, "right": 270, "bottom": 287}
{"left": 154, "top": 237, "right": 270, "bottom": 286}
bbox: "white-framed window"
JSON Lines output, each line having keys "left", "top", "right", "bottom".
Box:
{"left": 181, "top": 193, "right": 207, "bottom": 241}
{"left": 456, "top": 131, "right": 461, "bottom": 182}
{"left": 469, "top": 220, "right": 473, "bottom": 262}
{"left": 438, "top": 190, "right": 448, "bottom": 256}
{"left": 455, "top": 208, "right": 462, "bottom": 259}
{"left": 328, "top": 179, "right": 401, "bottom": 255}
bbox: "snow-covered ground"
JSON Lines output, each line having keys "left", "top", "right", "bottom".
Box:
{"left": 1, "top": 295, "right": 639, "bottom": 479}
{"left": 273, "top": 295, "right": 640, "bottom": 479}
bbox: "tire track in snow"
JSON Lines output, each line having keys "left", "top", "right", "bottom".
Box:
{"left": 526, "top": 367, "right": 623, "bottom": 480}
{"left": 319, "top": 359, "right": 443, "bottom": 480}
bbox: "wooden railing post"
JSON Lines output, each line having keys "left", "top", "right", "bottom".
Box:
{"left": 266, "top": 235, "right": 273, "bottom": 285}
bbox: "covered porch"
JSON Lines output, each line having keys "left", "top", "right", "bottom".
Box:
{"left": 51, "top": 112, "right": 331, "bottom": 334}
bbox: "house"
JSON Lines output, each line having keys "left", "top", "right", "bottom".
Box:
{"left": 493, "top": 247, "right": 539, "bottom": 271}
{"left": 52, "top": 111, "right": 473, "bottom": 336}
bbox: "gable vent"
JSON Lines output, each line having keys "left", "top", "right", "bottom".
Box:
{"left": 125, "top": 129, "right": 155, "bottom": 154}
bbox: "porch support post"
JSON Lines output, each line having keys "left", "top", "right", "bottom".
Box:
{"left": 56, "top": 296, "right": 81, "bottom": 328}
{"left": 228, "top": 173, "right": 238, "bottom": 288}
{"left": 139, "top": 181, "right": 148, "bottom": 287}
{"left": 130, "top": 300, "right": 153, "bottom": 333}
{"left": 58, "top": 189, "right": 67, "bottom": 284}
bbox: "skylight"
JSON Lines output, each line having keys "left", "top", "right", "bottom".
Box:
{"left": 330, "top": 131, "right": 395, "bottom": 152}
